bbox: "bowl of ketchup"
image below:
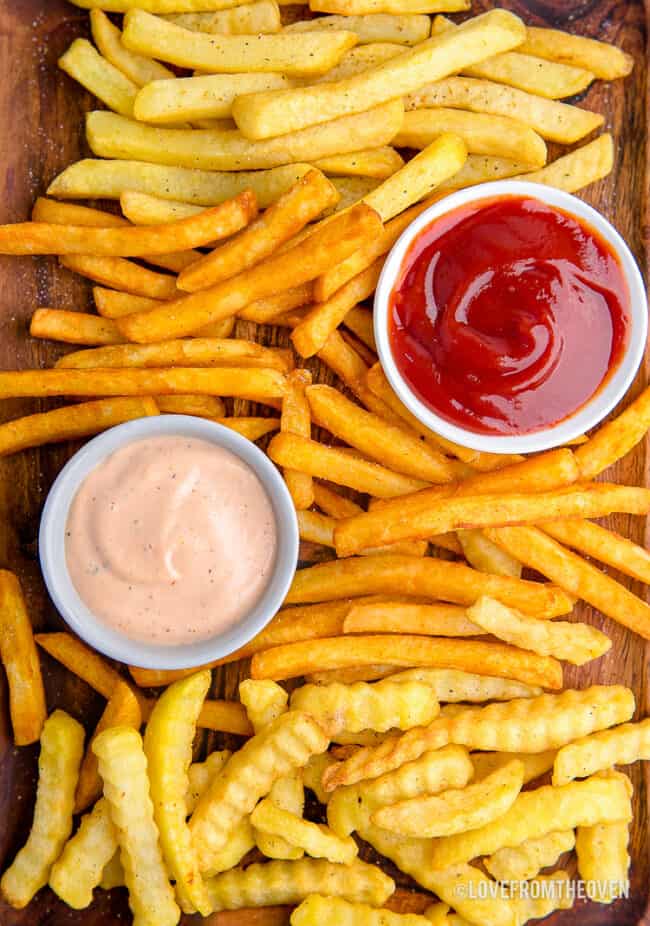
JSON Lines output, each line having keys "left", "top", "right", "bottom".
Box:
{"left": 374, "top": 181, "right": 647, "bottom": 454}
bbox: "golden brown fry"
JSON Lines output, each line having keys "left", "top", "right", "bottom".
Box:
{"left": 31, "top": 310, "right": 123, "bottom": 346}
{"left": 574, "top": 383, "right": 650, "bottom": 478}
{"left": 197, "top": 700, "right": 254, "bottom": 735}
{"left": 252, "top": 634, "right": 562, "bottom": 689}
{"left": 487, "top": 526, "right": 650, "bottom": 641}
{"left": 307, "top": 665, "right": 399, "bottom": 685}
{"left": 238, "top": 285, "right": 313, "bottom": 324}
{"left": 0, "top": 571, "right": 46, "bottom": 746}
{"left": 343, "top": 601, "right": 481, "bottom": 636}
{"left": 35, "top": 632, "right": 122, "bottom": 698}
{"left": 281, "top": 369, "right": 315, "bottom": 510}
{"left": 317, "top": 328, "right": 369, "bottom": 390}
{"left": 61, "top": 254, "right": 180, "bottom": 299}
{"left": 456, "top": 529, "right": 522, "bottom": 578}
{"left": 56, "top": 338, "right": 290, "bottom": 371}
{"left": 298, "top": 510, "right": 427, "bottom": 558}
{"left": 542, "top": 519, "right": 650, "bottom": 585}
{"left": 155, "top": 395, "right": 226, "bottom": 417}
{"left": 217, "top": 416, "right": 280, "bottom": 441}
{"left": 32, "top": 197, "right": 127, "bottom": 227}
{"left": 118, "top": 203, "right": 382, "bottom": 342}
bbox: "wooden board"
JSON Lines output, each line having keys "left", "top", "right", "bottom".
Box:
{"left": 0, "top": 0, "right": 648, "bottom": 923}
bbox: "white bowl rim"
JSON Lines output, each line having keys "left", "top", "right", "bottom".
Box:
{"left": 374, "top": 180, "right": 648, "bottom": 454}
{"left": 39, "top": 414, "right": 299, "bottom": 670}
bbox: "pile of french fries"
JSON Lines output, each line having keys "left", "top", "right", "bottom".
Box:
{"left": 0, "top": 0, "right": 648, "bottom": 923}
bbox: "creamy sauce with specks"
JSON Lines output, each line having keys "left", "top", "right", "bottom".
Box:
{"left": 65, "top": 435, "right": 277, "bottom": 645}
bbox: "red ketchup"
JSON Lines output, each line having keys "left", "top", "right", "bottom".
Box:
{"left": 389, "top": 195, "right": 631, "bottom": 436}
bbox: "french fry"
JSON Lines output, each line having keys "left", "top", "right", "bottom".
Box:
{"left": 179, "top": 171, "right": 337, "bottom": 292}
{"left": 577, "top": 817, "right": 631, "bottom": 904}
{"left": 117, "top": 203, "right": 383, "bottom": 341}
{"left": 543, "top": 519, "right": 650, "bottom": 585}
{"left": 456, "top": 530, "right": 522, "bottom": 579}
{"left": 468, "top": 597, "right": 611, "bottom": 667}
{"left": 317, "top": 328, "right": 370, "bottom": 389}
{"left": 427, "top": 864, "right": 518, "bottom": 926}
{"left": 363, "top": 134, "right": 468, "bottom": 222}
{"left": 313, "top": 146, "right": 404, "bottom": 180}
{"left": 35, "top": 632, "right": 122, "bottom": 698}
{"left": 387, "top": 667, "right": 543, "bottom": 701}
{"left": 485, "top": 829, "right": 576, "bottom": 883}
{"left": 90, "top": 9, "right": 174, "bottom": 85}
{"left": 291, "top": 679, "right": 439, "bottom": 734}
{"left": 0, "top": 367, "right": 287, "bottom": 401}
{"left": 552, "top": 719, "right": 650, "bottom": 786}
{"left": 186, "top": 751, "right": 232, "bottom": 815}
{"left": 280, "top": 370, "right": 315, "bottom": 510}
{"left": 75, "top": 680, "right": 143, "bottom": 814}
{"left": 394, "top": 109, "right": 547, "bottom": 167}
{"left": 167, "top": 2, "right": 282, "bottom": 35}
{"left": 56, "top": 338, "right": 289, "bottom": 371}
{"left": 238, "top": 285, "right": 313, "bottom": 324}
{"left": 324, "top": 685, "right": 634, "bottom": 790}
{"left": 197, "top": 699, "right": 254, "bottom": 735}
{"left": 285, "top": 13, "right": 430, "bottom": 46}
{"left": 428, "top": 772, "right": 632, "bottom": 870}
{"left": 574, "top": 383, "right": 650, "bottom": 478}
{"left": 155, "top": 395, "right": 226, "bottom": 417}
{"left": 0, "top": 398, "right": 159, "bottom": 458}
{"left": 335, "top": 482, "right": 649, "bottom": 555}
{"left": 406, "top": 76, "right": 604, "bottom": 144}
{"left": 343, "top": 306, "right": 375, "bottom": 352}
{"left": 61, "top": 254, "right": 179, "bottom": 299}
{"left": 49, "top": 159, "right": 314, "bottom": 207}
{"left": 343, "top": 602, "right": 481, "bottom": 637}
{"left": 144, "top": 671, "right": 212, "bottom": 915}
{"left": 373, "top": 759, "right": 524, "bottom": 837}
{"left": 512, "top": 133, "right": 614, "bottom": 192}
{"left": 203, "top": 820, "right": 258, "bottom": 877}
{"left": 206, "top": 858, "right": 394, "bottom": 911}
{"left": 252, "top": 800, "right": 358, "bottom": 864}
{"left": 486, "top": 525, "right": 650, "bottom": 641}
{"left": 253, "top": 635, "right": 562, "bottom": 689}
{"left": 189, "top": 711, "right": 328, "bottom": 870}
{"left": 0, "top": 192, "right": 256, "bottom": 256}
{"left": 312, "top": 41, "right": 403, "bottom": 82}
{"left": 435, "top": 154, "right": 529, "bottom": 190}
{"left": 93, "top": 286, "right": 237, "bottom": 338}
{"left": 93, "top": 727, "right": 180, "bottom": 925}
{"left": 0, "top": 711, "right": 84, "bottom": 909}
{"left": 218, "top": 416, "right": 280, "bottom": 440}
{"left": 70, "top": 0, "right": 260, "bottom": 9}
{"left": 285, "top": 555, "right": 574, "bottom": 616}
{"left": 513, "top": 871, "right": 573, "bottom": 922}
{"left": 59, "top": 38, "right": 138, "bottom": 118}
{"left": 310, "top": 0, "right": 470, "bottom": 11}
{"left": 431, "top": 15, "right": 594, "bottom": 99}
{"left": 49, "top": 798, "right": 118, "bottom": 909}
{"left": 239, "top": 679, "right": 288, "bottom": 733}
{"left": 519, "top": 25, "right": 634, "bottom": 80}
{"left": 231, "top": 10, "right": 525, "bottom": 139}
{"left": 30, "top": 310, "right": 122, "bottom": 346}
{"left": 291, "top": 895, "right": 431, "bottom": 925}
{"left": 99, "top": 852, "right": 126, "bottom": 891}
{"left": 298, "top": 510, "right": 427, "bottom": 557}
{"left": 122, "top": 9, "right": 357, "bottom": 76}
{"left": 0, "top": 571, "right": 47, "bottom": 746}
{"left": 306, "top": 385, "right": 459, "bottom": 483}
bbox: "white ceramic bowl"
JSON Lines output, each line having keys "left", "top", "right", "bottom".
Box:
{"left": 374, "top": 181, "right": 648, "bottom": 454}
{"left": 39, "top": 415, "right": 299, "bottom": 670}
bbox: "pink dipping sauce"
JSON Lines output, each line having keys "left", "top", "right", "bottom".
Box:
{"left": 65, "top": 435, "right": 277, "bottom": 646}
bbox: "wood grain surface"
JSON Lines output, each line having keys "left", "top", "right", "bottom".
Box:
{"left": 0, "top": 1, "right": 648, "bottom": 923}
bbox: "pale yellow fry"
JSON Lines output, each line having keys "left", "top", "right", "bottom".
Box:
{"left": 576, "top": 815, "right": 631, "bottom": 903}
{"left": 91, "top": 9, "right": 174, "bottom": 85}
{"left": 311, "top": 0, "right": 470, "bottom": 11}
{"left": 189, "top": 711, "right": 328, "bottom": 871}
{"left": 135, "top": 72, "right": 291, "bottom": 124}
{"left": 312, "top": 41, "right": 403, "bottom": 83}
{"left": 428, "top": 773, "right": 632, "bottom": 870}
{"left": 252, "top": 800, "right": 357, "bottom": 864}
{"left": 87, "top": 106, "right": 404, "bottom": 172}
{"left": 205, "top": 858, "right": 394, "bottom": 911}
{"left": 167, "top": 2, "right": 281, "bottom": 35}
{"left": 239, "top": 679, "right": 289, "bottom": 732}
{"left": 186, "top": 751, "right": 231, "bottom": 814}
{"left": 285, "top": 13, "right": 430, "bottom": 46}
{"left": 0, "top": 711, "right": 84, "bottom": 910}
{"left": 432, "top": 15, "right": 594, "bottom": 99}
{"left": 100, "top": 852, "right": 125, "bottom": 891}
{"left": 406, "top": 76, "right": 603, "bottom": 144}
{"left": 313, "top": 146, "right": 404, "bottom": 179}
{"left": 370, "top": 667, "right": 543, "bottom": 701}
{"left": 59, "top": 38, "right": 138, "bottom": 117}
{"left": 202, "top": 820, "right": 257, "bottom": 876}
{"left": 123, "top": 9, "right": 357, "bottom": 76}
{"left": 552, "top": 719, "right": 650, "bottom": 786}
{"left": 471, "top": 749, "right": 556, "bottom": 785}
{"left": 423, "top": 904, "right": 450, "bottom": 925}
{"left": 512, "top": 134, "right": 614, "bottom": 192}
{"left": 71, "top": 0, "right": 254, "bottom": 9}
{"left": 143, "top": 671, "right": 212, "bottom": 915}
{"left": 394, "top": 109, "right": 547, "bottom": 168}
{"left": 93, "top": 727, "right": 180, "bottom": 926}
{"left": 363, "top": 134, "right": 467, "bottom": 222}
{"left": 291, "top": 895, "right": 431, "bottom": 925}
{"left": 425, "top": 864, "right": 519, "bottom": 926}
{"left": 467, "top": 596, "right": 611, "bottom": 666}
{"left": 374, "top": 759, "right": 524, "bottom": 837}
{"left": 512, "top": 871, "right": 573, "bottom": 922}
{"left": 436, "top": 153, "right": 531, "bottom": 190}
{"left": 519, "top": 25, "right": 634, "bottom": 80}
{"left": 456, "top": 529, "right": 522, "bottom": 578}
{"left": 49, "top": 798, "right": 118, "bottom": 910}
{"left": 231, "top": 10, "right": 526, "bottom": 139}
{"left": 303, "top": 753, "right": 339, "bottom": 804}
{"left": 485, "top": 829, "right": 575, "bottom": 883}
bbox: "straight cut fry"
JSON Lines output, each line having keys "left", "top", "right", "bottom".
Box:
{"left": 59, "top": 38, "right": 138, "bottom": 117}
{"left": 0, "top": 367, "right": 287, "bottom": 401}
{"left": 168, "top": 2, "right": 282, "bottom": 35}
{"left": 31, "top": 310, "right": 123, "bottom": 346}
{"left": 543, "top": 519, "right": 650, "bottom": 586}
{"left": 281, "top": 370, "right": 314, "bottom": 510}
{"left": 519, "top": 26, "right": 634, "bottom": 80}
{"left": 231, "top": 9, "right": 526, "bottom": 139}
{"left": 197, "top": 700, "right": 253, "bottom": 735}
{"left": 394, "top": 109, "right": 547, "bottom": 167}
{"left": 252, "top": 635, "right": 563, "bottom": 688}
{"left": 217, "top": 416, "right": 280, "bottom": 440}
{"left": 70, "top": 0, "right": 258, "bottom": 9}
{"left": 310, "top": 0, "right": 471, "bottom": 11}
{"left": 90, "top": 9, "right": 175, "bottom": 85}
{"left": 122, "top": 9, "right": 357, "bottom": 76}
{"left": 268, "top": 433, "right": 428, "bottom": 498}
{"left": 406, "top": 76, "right": 604, "bottom": 144}
{"left": 155, "top": 395, "right": 225, "bottom": 417}
{"left": 512, "top": 134, "right": 614, "bottom": 193}
{"left": 118, "top": 203, "right": 383, "bottom": 341}
{"left": 486, "top": 526, "right": 650, "bottom": 641}
{"left": 60, "top": 254, "right": 179, "bottom": 299}
{"left": 343, "top": 601, "right": 481, "bottom": 637}
{"left": 178, "top": 170, "right": 338, "bottom": 291}
{"left": 35, "top": 632, "right": 122, "bottom": 698}
{"left": 0, "top": 192, "right": 256, "bottom": 256}
{"left": 0, "top": 571, "right": 47, "bottom": 746}
{"left": 574, "top": 383, "right": 650, "bottom": 478}
{"left": 56, "top": 338, "right": 289, "bottom": 371}
{"left": 285, "top": 13, "right": 431, "bottom": 46}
